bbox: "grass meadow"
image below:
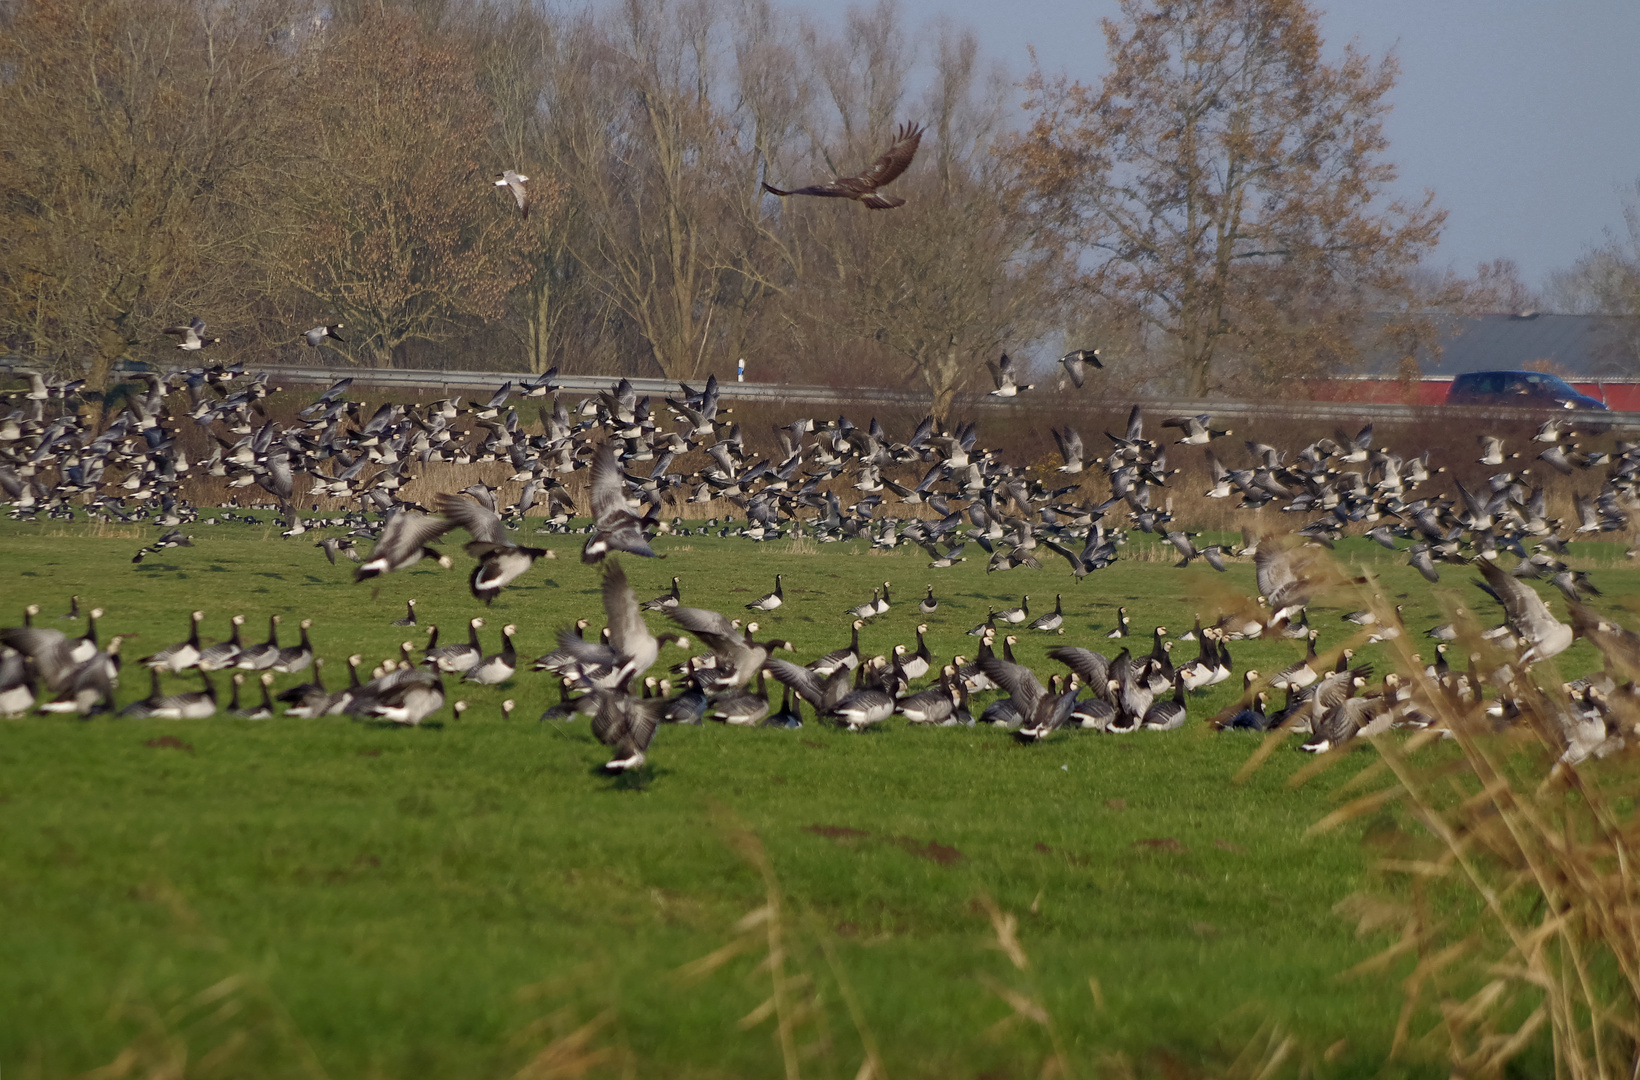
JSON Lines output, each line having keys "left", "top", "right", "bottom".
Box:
{"left": 2, "top": 515, "right": 1631, "bottom": 1078}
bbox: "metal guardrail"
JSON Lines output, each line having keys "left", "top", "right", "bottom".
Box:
{"left": 256, "top": 363, "right": 1640, "bottom": 431}
{"left": 7, "top": 356, "right": 1640, "bottom": 430}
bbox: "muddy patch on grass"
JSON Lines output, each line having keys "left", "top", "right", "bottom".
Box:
{"left": 893, "top": 837, "right": 963, "bottom": 865}
{"left": 1133, "top": 837, "right": 1186, "bottom": 853}
{"left": 144, "top": 736, "right": 193, "bottom": 753}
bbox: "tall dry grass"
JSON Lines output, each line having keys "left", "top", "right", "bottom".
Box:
{"left": 1231, "top": 559, "right": 1640, "bottom": 1080}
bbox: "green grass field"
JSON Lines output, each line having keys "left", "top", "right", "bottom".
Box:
{"left": 2, "top": 517, "right": 1626, "bottom": 1078}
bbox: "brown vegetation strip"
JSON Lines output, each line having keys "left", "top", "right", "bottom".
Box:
{"left": 892, "top": 837, "right": 964, "bottom": 866}
{"left": 144, "top": 736, "right": 193, "bottom": 753}
{"left": 1133, "top": 837, "right": 1186, "bottom": 853}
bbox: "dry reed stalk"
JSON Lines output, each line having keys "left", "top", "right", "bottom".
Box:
{"left": 1242, "top": 560, "right": 1640, "bottom": 1078}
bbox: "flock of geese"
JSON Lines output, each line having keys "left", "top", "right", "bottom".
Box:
{"left": 5, "top": 355, "right": 1640, "bottom": 772}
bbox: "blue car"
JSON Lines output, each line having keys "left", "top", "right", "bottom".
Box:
{"left": 1446, "top": 370, "right": 1608, "bottom": 410}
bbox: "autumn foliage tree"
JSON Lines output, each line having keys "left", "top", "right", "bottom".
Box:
{"left": 271, "top": 10, "right": 541, "bottom": 368}
{"left": 1017, "top": 0, "right": 1445, "bottom": 395}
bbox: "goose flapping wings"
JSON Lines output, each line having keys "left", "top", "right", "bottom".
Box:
{"left": 762, "top": 123, "right": 924, "bottom": 210}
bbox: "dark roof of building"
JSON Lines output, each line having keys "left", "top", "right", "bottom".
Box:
{"left": 1362, "top": 313, "right": 1638, "bottom": 378}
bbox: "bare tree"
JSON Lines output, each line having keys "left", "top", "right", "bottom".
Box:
{"left": 0, "top": 0, "right": 301, "bottom": 409}
{"left": 536, "top": 0, "right": 798, "bottom": 381}
{"left": 770, "top": 15, "right": 1062, "bottom": 417}
{"left": 270, "top": 9, "right": 539, "bottom": 368}
{"left": 1017, "top": 0, "right": 1445, "bottom": 395}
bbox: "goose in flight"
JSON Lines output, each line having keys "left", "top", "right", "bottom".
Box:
{"left": 495, "top": 170, "right": 531, "bottom": 217}
{"left": 583, "top": 442, "right": 660, "bottom": 563}
{"left": 986, "top": 354, "right": 1033, "bottom": 397}
{"left": 164, "top": 316, "right": 219, "bottom": 351}
{"left": 1059, "top": 349, "right": 1101, "bottom": 387}
{"left": 762, "top": 123, "right": 924, "bottom": 210}
{"left": 434, "top": 491, "right": 554, "bottom": 604}
{"left": 355, "top": 510, "right": 455, "bottom": 582}
{"left": 302, "top": 323, "right": 345, "bottom": 347}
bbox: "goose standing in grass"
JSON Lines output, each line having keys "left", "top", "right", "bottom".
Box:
{"left": 997, "top": 596, "right": 1030, "bottom": 625}
{"left": 846, "top": 590, "right": 880, "bottom": 621}
{"left": 1106, "top": 607, "right": 1130, "bottom": 638}
{"left": 1028, "top": 595, "right": 1064, "bottom": 633}
{"left": 464, "top": 624, "right": 518, "bottom": 685}
{"left": 583, "top": 441, "right": 660, "bottom": 563}
{"left": 426, "top": 618, "right": 486, "bottom": 674}
{"left": 229, "top": 672, "right": 276, "bottom": 720}
{"left": 196, "top": 615, "right": 245, "bottom": 671}
{"left": 355, "top": 510, "right": 455, "bottom": 581}
{"left": 119, "top": 670, "right": 169, "bottom": 718}
{"left": 767, "top": 685, "right": 804, "bottom": 728}
{"left": 435, "top": 491, "right": 555, "bottom": 604}
{"left": 1270, "top": 630, "right": 1320, "bottom": 690}
{"left": 236, "top": 615, "right": 282, "bottom": 671}
{"left": 58, "top": 595, "right": 81, "bottom": 621}
{"left": 831, "top": 659, "right": 896, "bottom": 731}
{"left": 899, "top": 625, "right": 933, "bottom": 681}
{"left": 897, "top": 670, "right": 957, "bottom": 726}
{"left": 708, "top": 669, "right": 771, "bottom": 725}
{"left": 272, "top": 619, "right": 315, "bottom": 674}
{"left": 643, "top": 577, "right": 681, "bottom": 611}
{"left": 747, "top": 574, "right": 783, "bottom": 611}
{"left": 809, "top": 620, "right": 863, "bottom": 677}
{"left": 392, "top": 600, "right": 417, "bottom": 627}
{"left": 968, "top": 609, "right": 997, "bottom": 636}
{"left": 279, "top": 659, "right": 333, "bottom": 718}
{"left": 1177, "top": 629, "right": 1219, "bottom": 692}
{"left": 150, "top": 671, "right": 219, "bottom": 719}
{"left": 919, "top": 585, "right": 938, "bottom": 615}
{"left": 141, "top": 611, "right": 204, "bottom": 672}
{"left": 874, "top": 583, "right": 892, "bottom": 616}
{"left": 1141, "top": 676, "right": 1188, "bottom": 730}
{"left": 1219, "top": 687, "right": 1272, "bottom": 731}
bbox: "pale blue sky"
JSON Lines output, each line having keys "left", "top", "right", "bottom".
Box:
{"left": 835, "top": 0, "right": 1640, "bottom": 290}
{"left": 783, "top": 0, "right": 1640, "bottom": 291}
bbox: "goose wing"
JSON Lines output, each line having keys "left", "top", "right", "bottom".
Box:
{"left": 584, "top": 442, "right": 658, "bottom": 562}
{"left": 979, "top": 655, "right": 1046, "bottom": 715}
{"left": 1477, "top": 560, "right": 1570, "bottom": 657}
{"left": 356, "top": 510, "right": 453, "bottom": 580}
{"left": 435, "top": 491, "right": 506, "bottom": 545}
{"left": 666, "top": 606, "right": 741, "bottom": 654}
{"left": 1047, "top": 646, "right": 1108, "bottom": 687}
{"left": 601, "top": 560, "right": 653, "bottom": 663}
